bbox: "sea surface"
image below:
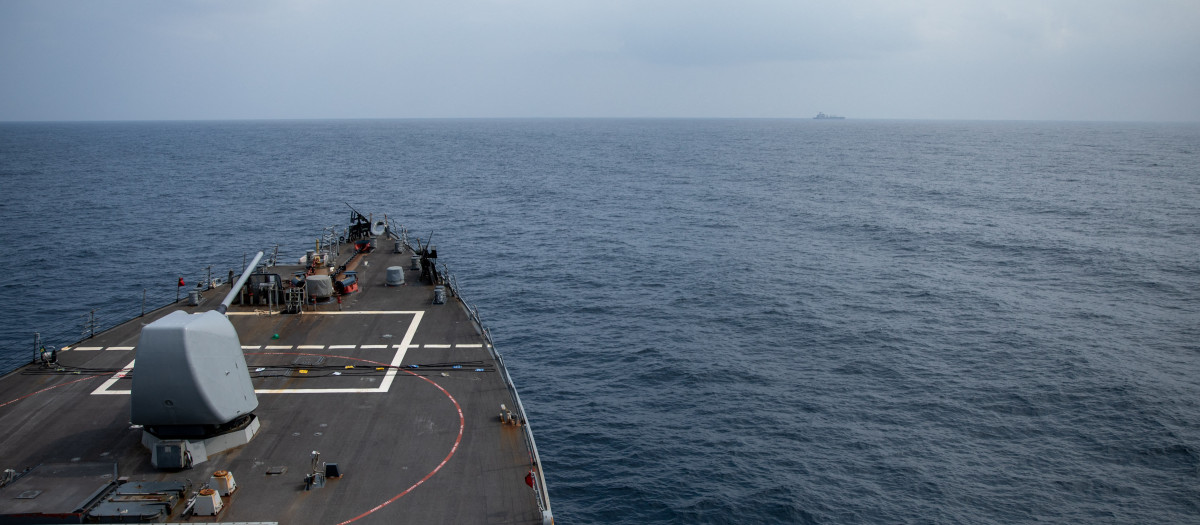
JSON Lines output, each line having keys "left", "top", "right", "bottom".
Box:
{"left": 2, "top": 119, "right": 1199, "bottom": 524}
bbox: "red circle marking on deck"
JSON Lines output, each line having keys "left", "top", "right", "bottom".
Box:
{"left": 0, "top": 375, "right": 101, "bottom": 409}
{"left": 250, "top": 352, "right": 466, "bottom": 525}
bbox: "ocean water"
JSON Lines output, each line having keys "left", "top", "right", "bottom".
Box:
{"left": 2, "top": 119, "right": 1199, "bottom": 523}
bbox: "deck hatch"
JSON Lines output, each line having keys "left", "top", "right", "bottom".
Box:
{"left": 292, "top": 355, "right": 326, "bottom": 366}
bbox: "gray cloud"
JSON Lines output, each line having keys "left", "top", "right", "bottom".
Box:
{"left": 609, "top": 2, "right": 921, "bottom": 66}
{"left": 1, "top": 0, "right": 1197, "bottom": 121}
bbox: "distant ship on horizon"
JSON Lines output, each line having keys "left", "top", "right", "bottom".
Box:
{"left": 814, "top": 112, "right": 846, "bottom": 120}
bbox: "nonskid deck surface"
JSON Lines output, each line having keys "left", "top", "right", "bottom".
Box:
{"left": 0, "top": 241, "right": 543, "bottom": 524}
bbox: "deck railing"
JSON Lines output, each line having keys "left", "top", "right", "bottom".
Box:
{"left": 415, "top": 239, "right": 554, "bottom": 524}
{"left": 23, "top": 259, "right": 247, "bottom": 366}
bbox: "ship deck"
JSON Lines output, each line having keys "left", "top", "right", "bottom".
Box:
{"left": 0, "top": 236, "right": 545, "bottom": 524}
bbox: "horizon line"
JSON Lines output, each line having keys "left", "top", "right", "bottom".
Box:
{"left": 3, "top": 116, "right": 1198, "bottom": 125}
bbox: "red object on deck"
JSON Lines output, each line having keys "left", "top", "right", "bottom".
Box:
{"left": 178, "top": 277, "right": 185, "bottom": 287}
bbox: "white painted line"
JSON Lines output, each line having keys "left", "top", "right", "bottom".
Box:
{"left": 456, "top": 344, "right": 483, "bottom": 348}
{"left": 378, "top": 311, "right": 420, "bottom": 392}
{"left": 328, "top": 345, "right": 357, "bottom": 349}
{"left": 296, "top": 345, "right": 325, "bottom": 350}
{"left": 91, "top": 312, "right": 426, "bottom": 396}
{"left": 305, "top": 311, "right": 419, "bottom": 315}
{"left": 255, "top": 311, "right": 423, "bottom": 394}
{"left": 108, "top": 346, "right": 135, "bottom": 351}
{"left": 424, "top": 344, "right": 451, "bottom": 349}
{"left": 91, "top": 360, "right": 135, "bottom": 395}
{"left": 74, "top": 346, "right": 103, "bottom": 351}
{"left": 227, "top": 310, "right": 420, "bottom": 316}
{"left": 242, "top": 345, "right": 262, "bottom": 350}
{"left": 360, "top": 344, "right": 388, "bottom": 349}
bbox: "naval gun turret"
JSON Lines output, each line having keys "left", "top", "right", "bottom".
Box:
{"left": 131, "top": 253, "right": 264, "bottom": 469}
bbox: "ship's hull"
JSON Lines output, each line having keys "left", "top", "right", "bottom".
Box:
{"left": 0, "top": 218, "right": 551, "bottom": 524}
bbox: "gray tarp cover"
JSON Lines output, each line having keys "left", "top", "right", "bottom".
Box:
{"left": 307, "top": 275, "right": 333, "bottom": 298}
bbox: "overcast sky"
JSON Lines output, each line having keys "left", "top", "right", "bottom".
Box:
{"left": 2, "top": 0, "right": 1198, "bottom": 122}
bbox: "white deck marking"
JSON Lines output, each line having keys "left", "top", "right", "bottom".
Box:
{"left": 456, "top": 344, "right": 483, "bottom": 348}
{"left": 108, "top": 346, "right": 135, "bottom": 351}
{"left": 254, "top": 311, "right": 422, "bottom": 394}
{"left": 73, "top": 346, "right": 103, "bottom": 351}
{"left": 91, "top": 360, "right": 136, "bottom": 395}
{"left": 225, "top": 310, "right": 416, "bottom": 316}
{"left": 89, "top": 311, "right": 424, "bottom": 396}
{"left": 424, "top": 344, "right": 451, "bottom": 348}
